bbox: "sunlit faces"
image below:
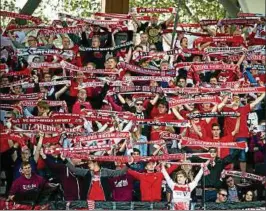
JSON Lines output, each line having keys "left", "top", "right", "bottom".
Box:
{"left": 226, "top": 176, "right": 235, "bottom": 188}
{"left": 27, "top": 36, "right": 38, "bottom": 47}
{"left": 43, "top": 73, "right": 52, "bottom": 82}
{"left": 211, "top": 125, "right": 221, "bottom": 138}
{"left": 62, "top": 37, "right": 71, "bottom": 49}
{"left": 40, "top": 86, "right": 48, "bottom": 94}
{"left": 192, "top": 55, "right": 201, "bottom": 62}
{"left": 21, "top": 149, "right": 31, "bottom": 162}
{"left": 106, "top": 58, "right": 117, "bottom": 69}
{"left": 77, "top": 89, "right": 87, "bottom": 101}
{"left": 22, "top": 164, "right": 32, "bottom": 177}
{"left": 202, "top": 103, "right": 211, "bottom": 111}
{"left": 13, "top": 85, "right": 23, "bottom": 95}
{"left": 76, "top": 71, "right": 85, "bottom": 80}
{"left": 176, "top": 172, "right": 187, "bottom": 185}
{"left": 145, "top": 161, "right": 156, "bottom": 172}
{"left": 157, "top": 103, "right": 167, "bottom": 114}
{"left": 150, "top": 80, "right": 158, "bottom": 87}
{"left": 150, "top": 15, "right": 158, "bottom": 25}
{"left": 160, "top": 62, "right": 168, "bottom": 71}
{"left": 209, "top": 148, "right": 217, "bottom": 158}
{"left": 217, "top": 190, "right": 228, "bottom": 203}
{"left": 92, "top": 36, "right": 100, "bottom": 48}
{"left": 180, "top": 37, "right": 188, "bottom": 49}
{"left": 177, "top": 78, "right": 186, "bottom": 88}
{"left": 135, "top": 100, "right": 144, "bottom": 113}
{"left": 232, "top": 95, "right": 240, "bottom": 106}
{"left": 191, "top": 110, "right": 200, "bottom": 122}
{"left": 210, "top": 77, "right": 218, "bottom": 85}
{"left": 140, "top": 33, "right": 149, "bottom": 44}
{"left": 244, "top": 191, "right": 254, "bottom": 202}
{"left": 181, "top": 161, "right": 192, "bottom": 172}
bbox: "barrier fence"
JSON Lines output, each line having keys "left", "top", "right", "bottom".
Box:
{"left": 1, "top": 199, "right": 265, "bottom": 210}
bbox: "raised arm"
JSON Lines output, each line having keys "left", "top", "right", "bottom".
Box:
{"left": 250, "top": 92, "right": 265, "bottom": 110}
{"left": 161, "top": 165, "right": 175, "bottom": 190}
{"left": 150, "top": 93, "right": 160, "bottom": 105}
{"left": 33, "top": 132, "right": 44, "bottom": 163}
{"left": 65, "top": 158, "right": 89, "bottom": 177}
{"left": 218, "top": 95, "right": 229, "bottom": 111}
{"left": 101, "top": 165, "right": 128, "bottom": 177}
{"left": 188, "top": 167, "right": 203, "bottom": 190}
{"left": 131, "top": 13, "right": 141, "bottom": 28}
{"left": 172, "top": 107, "right": 185, "bottom": 120}
{"left": 231, "top": 114, "right": 241, "bottom": 136}
{"left": 55, "top": 82, "right": 70, "bottom": 100}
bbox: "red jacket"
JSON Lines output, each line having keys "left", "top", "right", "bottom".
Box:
{"left": 127, "top": 165, "right": 177, "bottom": 201}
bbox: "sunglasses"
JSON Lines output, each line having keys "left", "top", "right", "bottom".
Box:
{"left": 136, "top": 103, "right": 143, "bottom": 106}
{"left": 209, "top": 150, "right": 217, "bottom": 153}
{"left": 219, "top": 193, "right": 227, "bottom": 197}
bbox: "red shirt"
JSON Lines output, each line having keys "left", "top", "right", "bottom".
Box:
{"left": 206, "top": 135, "right": 234, "bottom": 158}
{"left": 72, "top": 100, "right": 92, "bottom": 114}
{"left": 222, "top": 104, "right": 251, "bottom": 138}
{"left": 88, "top": 172, "right": 105, "bottom": 201}
{"left": 218, "top": 70, "right": 238, "bottom": 82}
{"left": 127, "top": 165, "right": 177, "bottom": 201}
{"left": 182, "top": 120, "right": 206, "bottom": 149}
{"left": 150, "top": 113, "right": 175, "bottom": 140}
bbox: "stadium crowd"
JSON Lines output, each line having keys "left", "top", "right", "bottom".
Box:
{"left": 0, "top": 7, "right": 265, "bottom": 210}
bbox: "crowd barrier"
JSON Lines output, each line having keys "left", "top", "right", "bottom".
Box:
{"left": 1, "top": 199, "right": 265, "bottom": 210}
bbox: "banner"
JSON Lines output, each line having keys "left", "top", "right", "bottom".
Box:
{"left": 169, "top": 96, "right": 219, "bottom": 108}
{"left": 0, "top": 93, "right": 43, "bottom": 100}
{"left": 60, "top": 60, "right": 119, "bottom": 75}
{"left": 181, "top": 137, "right": 247, "bottom": 149}
{"left": 17, "top": 48, "right": 74, "bottom": 58}
{"left": 32, "top": 124, "right": 85, "bottom": 134}
{"left": 28, "top": 62, "right": 62, "bottom": 69}
{"left": 188, "top": 112, "right": 239, "bottom": 119}
{"left": 79, "top": 41, "right": 133, "bottom": 52}
{"left": 62, "top": 153, "right": 211, "bottom": 162}
{"left": 118, "top": 62, "right": 175, "bottom": 76}
{"left": 123, "top": 76, "right": 172, "bottom": 82}
{"left": 112, "top": 86, "right": 163, "bottom": 94}
{"left": 221, "top": 170, "right": 266, "bottom": 183}
{"left": 133, "top": 7, "right": 175, "bottom": 13}
{"left": 20, "top": 100, "right": 67, "bottom": 108}
{"left": 131, "top": 119, "right": 189, "bottom": 127}
{"left": 11, "top": 116, "right": 83, "bottom": 125}
{"left": 74, "top": 132, "right": 130, "bottom": 142}
{"left": 38, "top": 25, "right": 85, "bottom": 35}
{"left": 44, "top": 145, "right": 111, "bottom": 154}
{"left": 204, "top": 47, "right": 244, "bottom": 55}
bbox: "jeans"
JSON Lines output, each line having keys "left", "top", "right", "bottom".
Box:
{"left": 230, "top": 137, "right": 248, "bottom": 162}
{"left": 204, "top": 190, "right": 217, "bottom": 202}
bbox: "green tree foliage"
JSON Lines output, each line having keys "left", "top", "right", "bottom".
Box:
{"left": 1, "top": 0, "right": 226, "bottom": 26}
{"left": 130, "top": 0, "right": 226, "bottom": 22}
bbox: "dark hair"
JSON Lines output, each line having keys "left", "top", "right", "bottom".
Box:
{"left": 242, "top": 190, "right": 255, "bottom": 202}
{"left": 157, "top": 99, "right": 169, "bottom": 111}
{"left": 21, "top": 161, "right": 31, "bottom": 168}
{"left": 133, "top": 148, "right": 141, "bottom": 154}
{"left": 176, "top": 169, "right": 187, "bottom": 178}
{"left": 180, "top": 37, "right": 188, "bottom": 44}
{"left": 107, "top": 57, "right": 118, "bottom": 63}
{"left": 212, "top": 123, "right": 220, "bottom": 129}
